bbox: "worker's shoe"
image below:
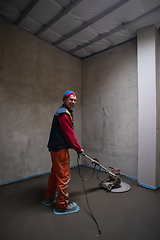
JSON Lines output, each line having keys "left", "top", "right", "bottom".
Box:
{"left": 42, "top": 198, "right": 56, "bottom": 206}
{"left": 42, "top": 191, "right": 58, "bottom": 206}
{"left": 53, "top": 202, "right": 80, "bottom": 215}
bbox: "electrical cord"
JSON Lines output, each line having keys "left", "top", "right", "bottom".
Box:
{"left": 77, "top": 157, "right": 96, "bottom": 181}
{"left": 96, "top": 167, "right": 110, "bottom": 183}
{"left": 77, "top": 154, "right": 102, "bottom": 238}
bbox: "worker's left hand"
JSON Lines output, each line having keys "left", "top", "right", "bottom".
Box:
{"left": 78, "top": 149, "right": 84, "bottom": 155}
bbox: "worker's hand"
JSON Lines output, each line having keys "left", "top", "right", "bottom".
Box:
{"left": 78, "top": 149, "right": 84, "bottom": 155}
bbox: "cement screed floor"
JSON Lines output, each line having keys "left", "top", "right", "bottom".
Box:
{"left": 0, "top": 166, "right": 160, "bottom": 240}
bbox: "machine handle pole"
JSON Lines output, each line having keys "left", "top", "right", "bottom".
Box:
{"left": 82, "top": 153, "right": 120, "bottom": 179}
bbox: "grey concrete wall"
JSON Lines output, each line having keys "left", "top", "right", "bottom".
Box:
{"left": 82, "top": 40, "right": 138, "bottom": 179}
{"left": 0, "top": 17, "right": 159, "bottom": 186}
{"left": 137, "top": 25, "right": 159, "bottom": 189}
{"left": 158, "top": 32, "right": 160, "bottom": 186}
{"left": 0, "top": 19, "right": 82, "bottom": 184}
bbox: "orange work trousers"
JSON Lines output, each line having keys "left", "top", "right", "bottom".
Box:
{"left": 45, "top": 149, "right": 70, "bottom": 208}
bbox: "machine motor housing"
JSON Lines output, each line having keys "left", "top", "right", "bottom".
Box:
{"left": 99, "top": 168, "right": 121, "bottom": 191}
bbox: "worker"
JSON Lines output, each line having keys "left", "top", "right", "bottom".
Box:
{"left": 42, "top": 90, "right": 84, "bottom": 215}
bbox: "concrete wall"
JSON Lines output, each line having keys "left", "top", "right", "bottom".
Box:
{"left": 0, "top": 19, "right": 82, "bottom": 184}
{"left": 137, "top": 25, "right": 159, "bottom": 189}
{"left": 82, "top": 40, "right": 138, "bottom": 179}
{"left": 158, "top": 31, "right": 160, "bottom": 186}
{"left": 0, "top": 17, "right": 159, "bottom": 186}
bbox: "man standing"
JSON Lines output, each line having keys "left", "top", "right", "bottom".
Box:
{"left": 42, "top": 90, "right": 84, "bottom": 215}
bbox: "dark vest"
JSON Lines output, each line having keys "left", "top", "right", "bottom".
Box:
{"left": 47, "top": 105, "right": 74, "bottom": 152}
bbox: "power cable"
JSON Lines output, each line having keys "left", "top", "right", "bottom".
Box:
{"left": 77, "top": 154, "right": 102, "bottom": 239}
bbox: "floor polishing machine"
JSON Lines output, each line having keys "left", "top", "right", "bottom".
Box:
{"left": 77, "top": 153, "right": 130, "bottom": 238}
{"left": 82, "top": 153, "right": 122, "bottom": 192}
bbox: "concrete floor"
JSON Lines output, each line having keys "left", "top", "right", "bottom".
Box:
{"left": 0, "top": 166, "right": 160, "bottom": 240}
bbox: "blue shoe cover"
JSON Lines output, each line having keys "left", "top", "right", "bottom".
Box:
{"left": 53, "top": 202, "right": 80, "bottom": 215}
{"left": 42, "top": 199, "right": 56, "bottom": 206}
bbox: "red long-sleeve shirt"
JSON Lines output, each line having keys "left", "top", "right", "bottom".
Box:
{"left": 58, "top": 113, "right": 82, "bottom": 153}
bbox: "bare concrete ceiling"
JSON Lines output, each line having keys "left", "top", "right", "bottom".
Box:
{"left": 0, "top": 0, "right": 160, "bottom": 59}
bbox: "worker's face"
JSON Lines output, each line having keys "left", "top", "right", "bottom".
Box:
{"left": 64, "top": 94, "right": 77, "bottom": 109}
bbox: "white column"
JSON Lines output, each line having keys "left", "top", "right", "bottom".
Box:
{"left": 137, "top": 25, "right": 159, "bottom": 189}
